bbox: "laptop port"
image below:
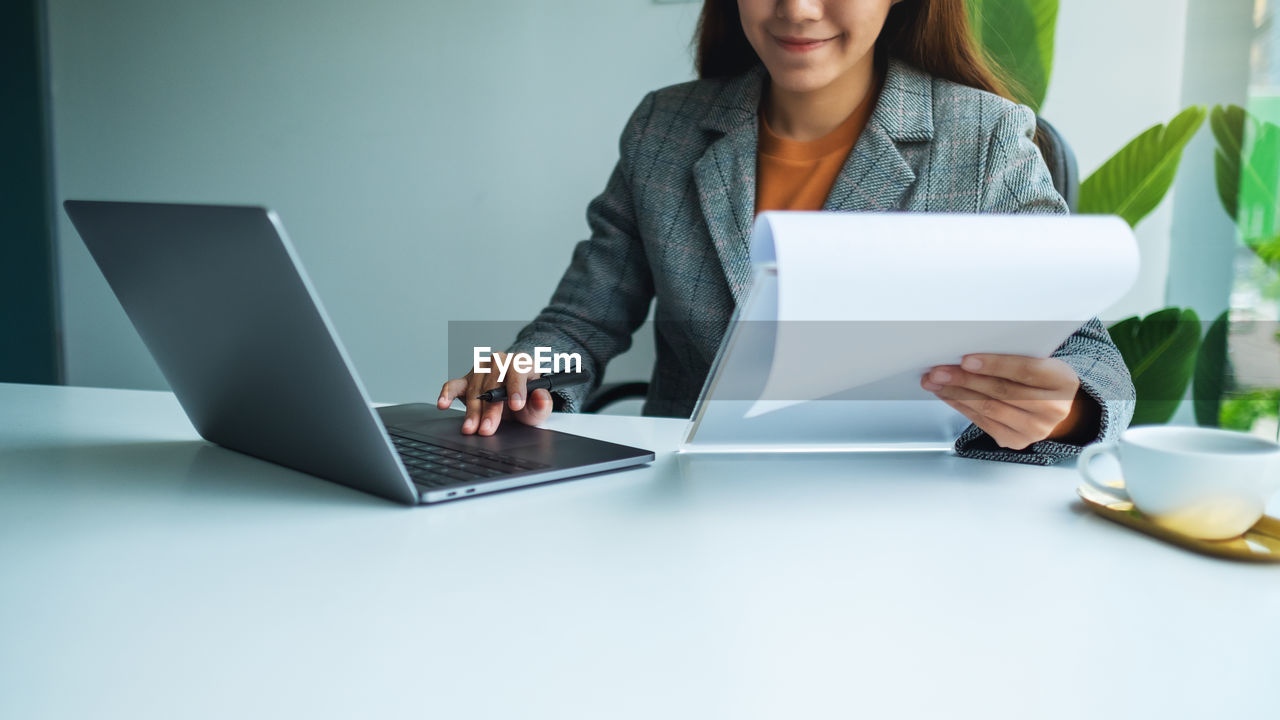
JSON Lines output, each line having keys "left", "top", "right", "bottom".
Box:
{"left": 466, "top": 488, "right": 475, "bottom": 494}
{"left": 447, "top": 491, "right": 456, "bottom": 497}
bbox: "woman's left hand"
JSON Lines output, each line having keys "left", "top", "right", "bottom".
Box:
{"left": 921, "top": 354, "right": 1085, "bottom": 451}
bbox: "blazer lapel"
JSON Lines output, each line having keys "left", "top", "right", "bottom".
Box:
{"left": 822, "top": 125, "right": 917, "bottom": 212}
{"left": 694, "top": 65, "right": 767, "bottom": 305}
{"left": 692, "top": 58, "right": 935, "bottom": 302}
{"left": 824, "top": 58, "right": 934, "bottom": 213}
{"left": 694, "top": 125, "right": 758, "bottom": 305}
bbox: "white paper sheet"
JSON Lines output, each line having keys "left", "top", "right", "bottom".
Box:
{"left": 739, "top": 212, "right": 1139, "bottom": 418}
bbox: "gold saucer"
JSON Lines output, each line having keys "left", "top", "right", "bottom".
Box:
{"left": 1076, "top": 482, "right": 1280, "bottom": 562}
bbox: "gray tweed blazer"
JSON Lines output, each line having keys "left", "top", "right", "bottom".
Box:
{"left": 512, "top": 57, "right": 1136, "bottom": 466}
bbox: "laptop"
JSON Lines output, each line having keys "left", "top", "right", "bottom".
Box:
{"left": 63, "top": 200, "right": 654, "bottom": 505}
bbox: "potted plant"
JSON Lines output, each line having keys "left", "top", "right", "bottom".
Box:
{"left": 968, "top": 0, "right": 1279, "bottom": 428}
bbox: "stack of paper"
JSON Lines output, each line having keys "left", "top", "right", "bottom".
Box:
{"left": 682, "top": 211, "right": 1139, "bottom": 452}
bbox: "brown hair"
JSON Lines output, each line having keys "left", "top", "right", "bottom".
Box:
{"left": 695, "top": 0, "right": 1022, "bottom": 106}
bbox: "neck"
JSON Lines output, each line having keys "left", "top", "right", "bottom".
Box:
{"left": 764, "top": 54, "right": 878, "bottom": 142}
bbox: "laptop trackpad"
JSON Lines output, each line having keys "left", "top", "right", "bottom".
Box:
{"left": 376, "top": 403, "right": 550, "bottom": 456}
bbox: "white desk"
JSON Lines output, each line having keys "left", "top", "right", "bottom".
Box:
{"left": 1, "top": 382, "right": 1277, "bottom": 719}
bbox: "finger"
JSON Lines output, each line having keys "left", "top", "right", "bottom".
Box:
{"left": 958, "top": 354, "right": 1077, "bottom": 391}
{"left": 926, "top": 365, "right": 1056, "bottom": 406}
{"left": 476, "top": 374, "right": 507, "bottom": 436}
{"left": 937, "top": 397, "right": 1033, "bottom": 451}
{"left": 438, "top": 378, "right": 467, "bottom": 410}
{"left": 932, "top": 383, "right": 1051, "bottom": 440}
{"left": 461, "top": 373, "right": 495, "bottom": 435}
{"left": 505, "top": 370, "right": 540, "bottom": 413}
{"left": 478, "top": 400, "right": 506, "bottom": 435}
{"left": 514, "top": 388, "right": 553, "bottom": 426}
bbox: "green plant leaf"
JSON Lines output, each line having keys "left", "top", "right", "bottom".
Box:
{"left": 1193, "top": 310, "right": 1230, "bottom": 427}
{"left": 967, "top": 0, "right": 1058, "bottom": 112}
{"left": 1079, "top": 106, "right": 1207, "bottom": 227}
{"left": 1219, "top": 389, "right": 1280, "bottom": 432}
{"left": 1215, "top": 105, "right": 1280, "bottom": 269}
{"left": 1215, "top": 151, "right": 1241, "bottom": 224}
{"left": 1211, "top": 104, "right": 1245, "bottom": 221}
{"left": 1108, "top": 308, "right": 1202, "bottom": 425}
{"left": 1245, "top": 234, "right": 1280, "bottom": 267}
{"left": 1210, "top": 104, "right": 1280, "bottom": 243}
{"left": 1241, "top": 115, "right": 1280, "bottom": 243}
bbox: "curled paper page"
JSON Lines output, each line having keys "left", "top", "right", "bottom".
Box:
{"left": 742, "top": 212, "right": 1139, "bottom": 419}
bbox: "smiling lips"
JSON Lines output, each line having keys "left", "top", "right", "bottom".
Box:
{"left": 774, "top": 35, "right": 834, "bottom": 53}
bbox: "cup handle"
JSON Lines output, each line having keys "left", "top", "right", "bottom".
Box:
{"left": 1078, "top": 442, "right": 1131, "bottom": 502}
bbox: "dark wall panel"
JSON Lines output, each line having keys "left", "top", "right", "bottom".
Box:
{"left": 1, "top": 0, "right": 61, "bottom": 384}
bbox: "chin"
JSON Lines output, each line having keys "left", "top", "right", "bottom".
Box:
{"left": 764, "top": 66, "right": 841, "bottom": 94}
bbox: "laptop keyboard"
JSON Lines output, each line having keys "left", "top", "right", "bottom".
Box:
{"left": 389, "top": 432, "right": 549, "bottom": 489}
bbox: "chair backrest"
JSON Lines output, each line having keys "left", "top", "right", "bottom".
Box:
{"left": 1035, "top": 116, "right": 1079, "bottom": 213}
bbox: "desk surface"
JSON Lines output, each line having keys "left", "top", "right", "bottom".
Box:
{"left": 2, "top": 382, "right": 1277, "bottom": 719}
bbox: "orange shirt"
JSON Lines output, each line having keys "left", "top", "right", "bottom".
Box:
{"left": 755, "top": 87, "right": 878, "bottom": 213}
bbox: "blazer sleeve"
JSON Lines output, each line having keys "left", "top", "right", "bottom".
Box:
{"left": 952, "top": 104, "right": 1137, "bottom": 466}
{"left": 505, "top": 92, "right": 659, "bottom": 412}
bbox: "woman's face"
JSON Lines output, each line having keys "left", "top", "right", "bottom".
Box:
{"left": 737, "top": 0, "right": 899, "bottom": 94}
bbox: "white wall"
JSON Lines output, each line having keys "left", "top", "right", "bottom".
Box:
{"left": 1039, "top": 0, "right": 1191, "bottom": 322}
{"left": 1041, "top": 0, "right": 1254, "bottom": 324}
{"left": 1165, "top": 0, "right": 1255, "bottom": 320}
{"left": 48, "top": 0, "right": 1239, "bottom": 400}
{"left": 49, "top": 0, "right": 700, "bottom": 400}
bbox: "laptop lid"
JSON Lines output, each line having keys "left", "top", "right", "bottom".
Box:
{"left": 64, "top": 200, "right": 419, "bottom": 504}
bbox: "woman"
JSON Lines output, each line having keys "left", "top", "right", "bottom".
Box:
{"left": 438, "top": 0, "right": 1136, "bottom": 465}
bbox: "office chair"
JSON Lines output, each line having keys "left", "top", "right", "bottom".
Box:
{"left": 1035, "top": 116, "right": 1079, "bottom": 213}
{"left": 582, "top": 115, "right": 1081, "bottom": 414}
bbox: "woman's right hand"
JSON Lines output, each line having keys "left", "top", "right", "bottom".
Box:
{"left": 437, "top": 351, "right": 554, "bottom": 436}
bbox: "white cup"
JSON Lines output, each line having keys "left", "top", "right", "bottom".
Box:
{"left": 1079, "top": 426, "right": 1280, "bottom": 540}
